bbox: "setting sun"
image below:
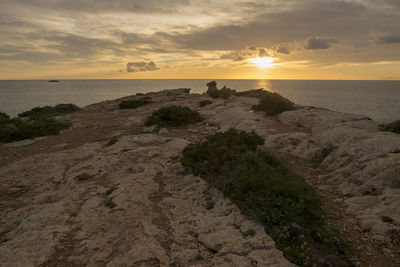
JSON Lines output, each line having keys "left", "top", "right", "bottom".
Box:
{"left": 249, "top": 57, "right": 275, "bottom": 68}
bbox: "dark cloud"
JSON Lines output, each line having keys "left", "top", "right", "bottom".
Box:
{"left": 276, "top": 46, "right": 290, "bottom": 55}
{"left": 371, "top": 32, "right": 400, "bottom": 44}
{"left": 220, "top": 47, "right": 270, "bottom": 61}
{"left": 127, "top": 61, "right": 158, "bottom": 72}
{"left": 4, "top": 0, "right": 190, "bottom": 14}
{"left": 305, "top": 36, "right": 338, "bottom": 50}
{"left": 164, "top": 1, "right": 372, "bottom": 51}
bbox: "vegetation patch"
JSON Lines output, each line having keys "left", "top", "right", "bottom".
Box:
{"left": 105, "top": 187, "right": 118, "bottom": 196}
{"left": 199, "top": 100, "right": 212, "bottom": 107}
{"left": 106, "top": 136, "right": 119, "bottom": 146}
{"left": 313, "top": 143, "right": 337, "bottom": 165}
{"left": 0, "top": 112, "right": 9, "bottom": 121}
{"left": 119, "top": 97, "right": 151, "bottom": 109}
{"left": 0, "top": 114, "right": 70, "bottom": 143}
{"left": 380, "top": 120, "right": 400, "bottom": 134}
{"left": 244, "top": 228, "right": 256, "bottom": 237}
{"left": 145, "top": 105, "right": 203, "bottom": 128}
{"left": 252, "top": 93, "right": 295, "bottom": 116}
{"left": 206, "top": 201, "right": 215, "bottom": 210}
{"left": 388, "top": 229, "right": 400, "bottom": 246}
{"left": 181, "top": 128, "right": 353, "bottom": 266}
{"left": 208, "top": 86, "right": 236, "bottom": 99}
{"left": 381, "top": 216, "right": 394, "bottom": 224}
{"left": 18, "top": 103, "right": 80, "bottom": 120}
{"left": 104, "top": 199, "right": 117, "bottom": 209}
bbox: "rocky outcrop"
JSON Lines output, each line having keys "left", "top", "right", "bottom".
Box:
{"left": 0, "top": 91, "right": 292, "bottom": 266}
{"left": 1, "top": 87, "right": 399, "bottom": 265}
{"left": 201, "top": 96, "right": 400, "bottom": 241}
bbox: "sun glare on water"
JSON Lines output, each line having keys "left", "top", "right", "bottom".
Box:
{"left": 250, "top": 57, "right": 275, "bottom": 68}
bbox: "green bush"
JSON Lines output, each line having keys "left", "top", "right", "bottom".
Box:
{"left": 208, "top": 86, "right": 236, "bottom": 99}
{"left": 181, "top": 129, "right": 352, "bottom": 266}
{"left": 0, "top": 117, "right": 70, "bottom": 143}
{"left": 380, "top": 120, "right": 400, "bottom": 134}
{"left": 0, "top": 112, "right": 9, "bottom": 121}
{"left": 145, "top": 106, "right": 203, "bottom": 128}
{"left": 252, "top": 93, "right": 295, "bottom": 116}
{"left": 199, "top": 100, "right": 212, "bottom": 107}
{"left": 119, "top": 97, "right": 152, "bottom": 109}
{"left": 18, "top": 104, "right": 80, "bottom": 119}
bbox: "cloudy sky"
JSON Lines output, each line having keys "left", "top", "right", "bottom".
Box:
{"left": 1, "top": 0, "right": 400, "bottom": 79}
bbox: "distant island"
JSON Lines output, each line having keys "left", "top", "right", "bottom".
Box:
{"left": 48, "top": 80, "right": 60, "bottom": 82}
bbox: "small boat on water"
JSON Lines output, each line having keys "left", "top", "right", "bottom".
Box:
{"left": 48, "top": 80, "right": 60, "bottom": 82}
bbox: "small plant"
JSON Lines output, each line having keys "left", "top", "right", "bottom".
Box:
{"left": 106, "top": 136, "right": 118, "bottom": 146}
{"left": 105, "top": 187, "right": 118, "bottom": 196}
{"left": 381, "top": 216, "right": 394, "bottom": 224}
{"left": 199, "top": 100, "right": 212, "bottom": 107}
{"left": 104, "top": 199, "right": 117, "bottom": 209}
{"left": 313, "top": 144, "right": 337, "bottom": 164}
{"left": 75, "top": 173, "right": 92, "bottom": 181}
{"left": 245, "top": 228, "right": 256, "bottom": 237}
{"left": 388, "top": 229, "right": 400, "bottom": 246}
{"left": 206, "top": 201, "right": 215, "bottom": 210}
{"left": 252, "top": 93, "right": 295, "bottom": 116}
{"left": 380, "top": 120, "right": 400, "bottom": 134}
{"left": 119, "top": 97, "right": 151, "bottom": 109}
{"left": 145, "top": 106, "right": 203, "bottom": 128}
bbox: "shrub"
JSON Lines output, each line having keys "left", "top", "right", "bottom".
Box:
{"left": 208, "top": 86, "right": 236, "bottom": 99}
{"left": 104, "top": 199, "right": 117, "bottom": 209}
{"left": 206, "top": 201, "right": 215, "bottom": 210}
{"left": 145, "top": 106, "right": 203, "bottom": 128}
{"left": 18, "top": 104, "right": 80, "bottom": 119}
{"left": 0, "top": 112, "right": 9, "bottom": 121}
{"left": 119, "top": 97, "right": 151, "bottom": 109}
{"left": 181, "top": 129, "right": 352, "bottom": 266}
{"left": 252, "top": 93, "right": 295, "bottom": 116}
{"left": 380, "top": 120, "right": 400, "bottom": 134}
{"left": 199, "top": 100, "right": 212, "bottom": 107}
{"left": 0, "top": 117, "right": 70, "bottom": 143}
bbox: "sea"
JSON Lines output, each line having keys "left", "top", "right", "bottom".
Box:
{"left": 0, "top": 79, "right": 399, "bottom": 123}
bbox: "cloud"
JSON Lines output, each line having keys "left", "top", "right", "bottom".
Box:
{"left": 305, "top": 36, "right": 338, "bottom": 50}
{"left": 370, "top": 30, "right": 400, "bottom": 44}
{"left": 126, "top": 61, "right": 158, "bottom": 72}
{"left": 220, "top": 46, "right": 271, "bottom": 61}
{"left": 4, "top": 0, "right": 191, "bottom": 14}
{"left": 276, "top": 46, "right": 290, "bottom": 54}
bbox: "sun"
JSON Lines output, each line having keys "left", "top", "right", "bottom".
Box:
{"left": 249, "top": 57, "right": 275, "bottom": 68}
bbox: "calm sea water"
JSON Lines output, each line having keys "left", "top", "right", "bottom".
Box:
{"left": 0, "top": 79, "right": 399, "bottom": 123}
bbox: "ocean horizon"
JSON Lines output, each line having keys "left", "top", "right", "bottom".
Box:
{"left": 1, "top": 79, "right": 399, "bottom": 123}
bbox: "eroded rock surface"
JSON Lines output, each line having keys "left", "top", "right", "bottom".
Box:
{"left": 0, "top": 108, "right": 292, "bottom": 266}
{"left": 1, "top": 87, "right": 399, "bottom": 266}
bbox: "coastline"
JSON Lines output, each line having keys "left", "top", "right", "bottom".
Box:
{"left": 0, "top": 88, "right": 399, "bottom": 265}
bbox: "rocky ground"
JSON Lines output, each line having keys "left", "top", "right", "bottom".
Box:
{"left": 0, "top": 88, "right": 399, "bottom": 266}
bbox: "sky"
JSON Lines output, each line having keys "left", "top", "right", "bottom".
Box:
{"left": 0, "top": 0, "right": 400, "bottom": 80}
